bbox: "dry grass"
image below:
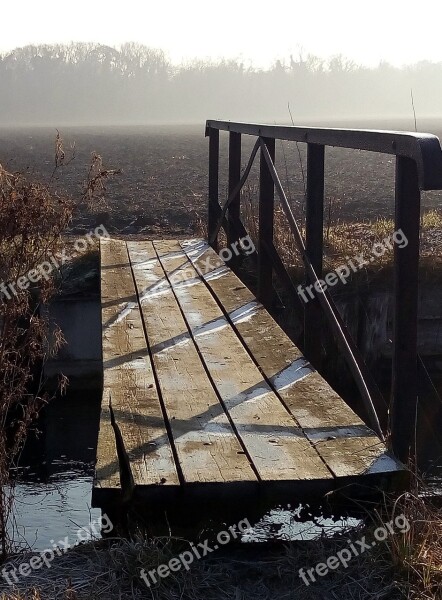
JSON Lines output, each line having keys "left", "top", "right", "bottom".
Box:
{"left": 235, "top": 187, "right": 442, "bottom": 286}
{"left": 379, "top": 492, "right": 442, "bottom": 599}
{"left": 0, "top": 532, "right": 401, "bottom": 600}
{"left": 2, "top": 490, "right": 442, "bottom": 599}
{"left": 0, "top": 164, "right": 72, "bottom": 558}
{"left": 0, "top": 139, "right": 119, "bottom": 558}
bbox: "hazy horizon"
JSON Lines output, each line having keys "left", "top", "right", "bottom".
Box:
{"left": 1, "top": 42, "right": 442, "bottom": 128}
{"left": 2, "top": 0, "right": 442, "bottom": 128}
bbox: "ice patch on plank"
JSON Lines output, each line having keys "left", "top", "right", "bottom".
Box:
{"left": 203, "top": 420, "right": 235, "bottom": 434}
{"left": 307, "top": 425, "right": 377, "bottom": 441}
{"left": 141, "top": 287, "right": 169, "bottom": 302}
{"left": 132, "top": 257, "right": 158, "bottom": 269}
{"left": 365, "top": 453, "right": 403, "bottom": 474}
{"left": 183, "top": 240, "right": 210, "bottom": 261}
{"left": 133, "top": 270, "right": 158, "bottom": 283}
{"left": 178, "top": 423, "right": 235, "bottom": 442}
{"left": 230, "top": 301, "right": 261, "bottom": 324}
{"left": 139, "top": 279, "right": 170, "bottom": 303}
{"left": 204, "top": 265, "right": 229, "bottom": 281}
{"left": 226, "top": 385, "right": 273, "bottom": 408}
{"left": 105, "top": 301, "right": 138, "bottom": 328}
{"left": 123, "top": 358, "right": 149, "bottom": 369}
{"left": 270, "top": 359, "right": 314, "bottom": 391}
{"left": 134, "top": 269, "right": 158, "bottom": 284}
{"left": 128, "top": 261, "right": 172, "bottom": 304}
{"left": 174, "top": 275, "right": 201, "bottom": 289}
{"left": 194, "top": 317, "right": 228, "bottom": 337}
{"left": 158, "top": 249, "right": 187, "bottom": 260}
{"left": 241, "top": 428, "right": 305, "bottom": 439}
{"left": 182, "top": 239, "right": 205, "bottom": 249}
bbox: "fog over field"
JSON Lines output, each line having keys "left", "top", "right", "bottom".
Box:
{"left": 1, "top": 43, "right": 442, "bottom": 126}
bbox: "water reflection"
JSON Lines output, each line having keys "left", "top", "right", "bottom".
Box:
{"left": 9, "top": 476, "right": 101, "bottom": 551}
{"left": 244, "top": 505, "right": 361, "bottom": 542}
{"left": 8, "top": 390, "right": 101, "bottom": 550}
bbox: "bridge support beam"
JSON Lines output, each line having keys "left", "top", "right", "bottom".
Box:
{"left": 390, "top": 156, "right": 421, "bottom": 463}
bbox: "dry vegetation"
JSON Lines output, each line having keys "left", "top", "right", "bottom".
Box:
{"left": 384, "top": 492, "right": 442, "bottom": 599}
{"left": 0, "top": 164, "right": 72, "bottom": 559}
{"left": 239, "top": 182, "right": 442, "bottom": 289}
{"left": 0, "top": 489, "right": 441, "bottom": 599}
{"left": 0, "top": 134, "right": 120, "bottom": 558}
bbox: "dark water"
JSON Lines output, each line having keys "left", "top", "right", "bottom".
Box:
{"left": 8, "top": 391, "right": 102, "bottom": 551}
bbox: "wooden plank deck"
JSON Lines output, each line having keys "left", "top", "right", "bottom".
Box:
{"left": 93, "top": 238, "right": 406, "bottom": 518}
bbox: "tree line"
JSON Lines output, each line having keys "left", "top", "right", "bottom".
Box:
{"left": 0, "top": 43, "right": 441, "bottom": 125}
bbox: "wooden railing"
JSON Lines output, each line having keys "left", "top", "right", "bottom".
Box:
{"left": 205, "top": 120, "right": 442, "bottom": 463}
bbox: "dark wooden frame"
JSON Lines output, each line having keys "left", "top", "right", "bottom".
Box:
{"left": 205, "top": 120, "right": 442, "bottom": 463}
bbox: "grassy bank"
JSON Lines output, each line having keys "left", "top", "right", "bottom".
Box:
{"left": 1, "top": 489, "right": 441, "bottom": 600}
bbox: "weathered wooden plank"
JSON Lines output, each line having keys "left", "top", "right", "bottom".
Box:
{"left": 127, "top": 241, "right": 257, "bottom": 484}
{"left": 94, "top": 402, "right": 121, "bottom": 499}
{"left": 181, "top": 239, "right": 402, "bottom": 479}
{"left": 154, "top": 239, "right": 333, "bottom": 483}
{"left": 98, "top": 239, "right": 179, "bottom": 492}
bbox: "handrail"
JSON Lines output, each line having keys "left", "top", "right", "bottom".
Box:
{"left": 205, "top": 119, "right": 442, "bottom": 462}
{"left": 206, "top": 120, "right": 442, "bottom": 191}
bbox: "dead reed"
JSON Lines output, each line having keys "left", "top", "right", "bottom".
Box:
{"left": 0, "top": 163, "right": 72, "bottom": 559}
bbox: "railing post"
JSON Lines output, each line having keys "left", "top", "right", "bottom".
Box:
{"left": 208, "top": 127, "right": 220, "bottom": 252}
{"left": 227, "top": 132, "right": 242, "bottom": 264}
{"left": 390, "top": 156, "right": 421, "bottom": 463}
{"left": 304, "top": 143, "right": 325, "bottom": 367}
{"left": 258, "top": 137, "right": 275, "bottom": 306}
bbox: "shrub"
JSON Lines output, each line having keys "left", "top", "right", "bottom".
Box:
{"left": 0, "top": 164, "right": 72, "bottom": 559}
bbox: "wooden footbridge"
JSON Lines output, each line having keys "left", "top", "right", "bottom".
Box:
{"left": 92, "top": 121, "right": 442, "bottom": 524}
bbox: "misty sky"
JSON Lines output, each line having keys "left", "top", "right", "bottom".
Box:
{"left": 2, "top": 0, "right": 442, "bottom": 67}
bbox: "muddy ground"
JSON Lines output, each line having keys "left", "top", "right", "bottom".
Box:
{"left": 0, "top": 120, "right": 441, "bottom": 237}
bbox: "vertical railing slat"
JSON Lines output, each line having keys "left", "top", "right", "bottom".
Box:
{"left": 304, "top": 143, "right": 325, "bottom": 367}
{"left": 208, "top": 128, "right": 220, "bottom": 251}
{"left": 227, "top": 132, "right": 242, "bottom": 265}
{"left": 258, "top": 137, "right": 276, "bottom": 306}
{"left": 390, "top": 156, "right": 421, "bottom": 462}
